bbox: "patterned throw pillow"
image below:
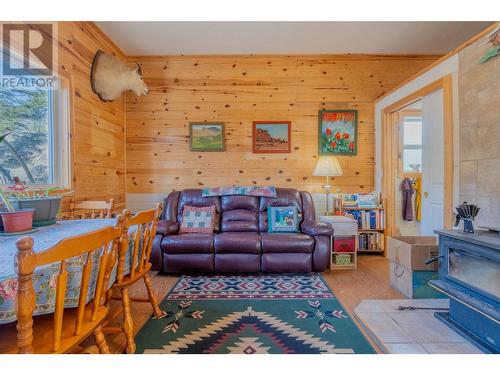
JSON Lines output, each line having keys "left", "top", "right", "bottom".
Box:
{"left": 179, "top": 205, "right": 216, "bottom": 234}
{"left": 267, "top": 206, "right": 299, "bottom": 233}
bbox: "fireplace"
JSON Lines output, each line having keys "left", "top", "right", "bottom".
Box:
{"left": 430, "top": 230, "right": 500, "bottom": 353}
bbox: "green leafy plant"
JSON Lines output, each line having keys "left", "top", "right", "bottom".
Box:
{"left": 0, "top": 189, "right": 15, "bottom": 212}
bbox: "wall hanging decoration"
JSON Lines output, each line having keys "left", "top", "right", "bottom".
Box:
{"left": 479, "top": 28, "right": 500, "bottom": 63}
{"left": 189, "top": 123, "right": 225, "bottom": 151}
{"left": 318, "top": 110, "right": 358, "bottom": 156}
{"left": 252, "top": 121, "right": 291, "bottom": 153}
{"left": 91, "top": 50, "right": 149, "bottom": 102}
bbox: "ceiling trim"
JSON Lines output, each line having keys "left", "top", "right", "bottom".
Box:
{"left": 125, "top": 53, "right": 441, "bottom": 61}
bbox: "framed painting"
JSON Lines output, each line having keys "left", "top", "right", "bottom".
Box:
{"left": 252, "top": 121, "right": 291, "bottom": 153}
{"left": 189, "top": 122, "right": 225, "bottom": 151}
{"left": 318, "top": 110, "right": 358, "bottom": 155}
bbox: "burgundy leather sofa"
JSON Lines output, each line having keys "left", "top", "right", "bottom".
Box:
{"left": 151, "top": 188, "right": 333, "bottom": 274}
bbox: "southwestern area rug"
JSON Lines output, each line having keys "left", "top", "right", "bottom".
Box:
{"left": 134, "top": 274, "right": 376, "bottom": 354}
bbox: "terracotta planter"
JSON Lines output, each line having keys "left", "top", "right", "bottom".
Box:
{"left": 0, "top": 209, "right": 35, "bottom": 233}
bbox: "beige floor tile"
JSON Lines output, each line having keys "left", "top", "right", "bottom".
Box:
{"left": 421, "top": 342, "right": 482, "bottom": 354}
{"left": 355, "top": 313, "right": 414, "bottom": 343}
{"left": 384, "top": 343, "right": 428, "bottom": 354}
{"left": 388, "top": 311, "right": 464, "bottom": 343}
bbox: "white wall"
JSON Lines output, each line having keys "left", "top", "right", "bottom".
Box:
{"left": 374, "top": 55, "right": 460, "bottom": 209}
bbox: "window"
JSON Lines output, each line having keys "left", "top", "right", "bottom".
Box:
{"left": 401, "top": 115, "right": 422, "bottom": 173}
{"left": 0, "top": 77, "right": 70, "bottom": 187}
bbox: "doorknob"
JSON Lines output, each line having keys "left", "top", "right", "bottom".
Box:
{"left": 423, "top": 192, "right": 429, "bottom": 198}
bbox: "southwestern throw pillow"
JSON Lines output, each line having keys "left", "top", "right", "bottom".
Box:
{"left": 179, "top": 205, "right": 216, "bottom": 234}
{"left": 267, "top": 206, "right": 299, "bottom": 233}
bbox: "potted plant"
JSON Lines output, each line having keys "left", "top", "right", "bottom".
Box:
{"left": 0, "top": 189, "right": 35, "bottom": 233}
{"left": 6, "top": 180, "right": 68, "bottom": 227}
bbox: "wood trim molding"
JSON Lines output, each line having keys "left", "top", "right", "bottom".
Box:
{"left": 125, "top": 54, "right": 440, "bottom": 62}
{"left": 381, "top": 75, "right": 454, "bottom": 240}
{"left": 376, "top": 22, "right": 499, "bottom": 102}
{"left": 83, "top": 22, "right": 126, "bottom": 58}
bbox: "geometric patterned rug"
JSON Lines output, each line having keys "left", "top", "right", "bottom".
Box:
{"left": 134, "top": 274, "right": 376, "bottom": 354}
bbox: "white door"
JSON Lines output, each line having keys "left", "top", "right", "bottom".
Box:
{"left": 421, "top": 89, "right": 445, "bottom": 235}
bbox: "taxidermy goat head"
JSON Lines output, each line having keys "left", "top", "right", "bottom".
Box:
{"left": 91, "top": 50, "right": 149, "bottom": 102}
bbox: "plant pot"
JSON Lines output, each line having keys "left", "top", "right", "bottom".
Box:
{"left": 0, "top": 209, "right": 35, "bottom": 233}
{"left": 11, "top": 196, "right": 62, "bottom": 226}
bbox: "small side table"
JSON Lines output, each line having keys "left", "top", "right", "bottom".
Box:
{"left": 319, "top": 215, "right": 358, "bottom": 270}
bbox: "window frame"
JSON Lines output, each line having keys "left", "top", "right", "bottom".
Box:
{"left": 397, "top": 109, "right": 423, "bottom": 177}
{"left": 0, "top": 66, "right": 72, "bottom": 190}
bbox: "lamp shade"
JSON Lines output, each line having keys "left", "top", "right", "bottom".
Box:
{"left": 312, "top": 156, "right": 343, "bottom": 177}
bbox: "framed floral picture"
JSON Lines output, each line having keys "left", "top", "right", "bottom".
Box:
{"left": 318, "top": 110, "right": 358, "bottom": 155}
{"left": 252, "top": 121, "right": 291, "bottom": 153}
{"left": 189, "top": 122, "right": 225, "bottom": 151}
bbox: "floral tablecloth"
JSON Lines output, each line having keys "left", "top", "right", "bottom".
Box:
{"left": 0, "top": 219, "right": 133, "bottom": 324}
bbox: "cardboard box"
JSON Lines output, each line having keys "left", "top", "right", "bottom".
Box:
{"left": 389, "top": 261, "right": 445, "bottom": 299}
{"left": 387, "top": 236, "right": 439, "bottom": 271}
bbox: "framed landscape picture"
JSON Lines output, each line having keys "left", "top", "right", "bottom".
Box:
{"left": 318, "top": 110, "right": 358, "bottom": 155}
{"left": 189, "top": 123, "right": 225, "bottom": 151}
{"left": 252, "top": 121, "right": 291, "bottom": 153}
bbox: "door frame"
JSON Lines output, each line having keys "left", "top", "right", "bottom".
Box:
{"left": 381, "top": 75, "right": 454, "bottom": 240}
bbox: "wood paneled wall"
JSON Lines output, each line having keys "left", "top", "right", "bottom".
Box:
{"left": 58, "top": 22, "right": 126, "bottom": 210}
{"left": 125, "top": 55, "right": 437, "bottom": 195}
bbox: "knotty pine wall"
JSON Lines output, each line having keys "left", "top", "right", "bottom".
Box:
{"left": 58, "top": 22, "right": 126, "bottom": 211}
{"left": 125, "top": 55, "right": 437, "bottom": 207}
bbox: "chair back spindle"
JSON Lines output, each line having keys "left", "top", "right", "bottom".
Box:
{"left": 116, "top": 203, "right": 162, "bottom": 284}
{"left": 68, "top": 198, "right": 115, "bottom": 220}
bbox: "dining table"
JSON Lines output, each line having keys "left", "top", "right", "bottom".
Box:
{"left": 0, "top": 219, "right": 133, "bottom": 325}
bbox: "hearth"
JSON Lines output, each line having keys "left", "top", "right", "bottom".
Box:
{"left": 430, "top": 230, "right": 500, "bottom": 353}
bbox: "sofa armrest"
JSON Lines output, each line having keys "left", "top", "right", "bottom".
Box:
{"left": 300, "top": 220, "right": 333, "bottom": 237}
{"left": 156, "top": 220, "right": 180, "bottom": 236}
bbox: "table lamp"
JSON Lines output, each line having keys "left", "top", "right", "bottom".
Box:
{"left": 313, "top": 156, "right": 343, "bottom": 215}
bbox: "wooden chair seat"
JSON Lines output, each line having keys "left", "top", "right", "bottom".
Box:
{"left": 0, "top": 304, "right": 108, "bottom": 354}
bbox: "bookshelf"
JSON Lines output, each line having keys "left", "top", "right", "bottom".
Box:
{"left": 341, "top": 206, "right": 385, "bottom": 255}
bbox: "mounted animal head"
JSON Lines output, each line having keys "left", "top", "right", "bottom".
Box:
{"left": 90, "top": 50, "right": 149, "bottom": 102}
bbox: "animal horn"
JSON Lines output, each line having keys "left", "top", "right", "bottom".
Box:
{"left": 136, "top": 63, "right": 142, "bottom": 75}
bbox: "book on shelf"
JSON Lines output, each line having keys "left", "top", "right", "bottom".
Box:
{"left": 358, "top": 232, "right": 383, "bottom": 251}
{"left": 343, "top": 209, "right": 385, "bottom": 230}
{"left": 357, "top": 193, "right": 378, "bottom": 208}
{"left": 341, "top": 194, "right": 358, "bottom": 207}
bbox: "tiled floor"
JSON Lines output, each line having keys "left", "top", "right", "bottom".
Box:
{"left": 354, "top": 299, "right": 482, "bottom": 354}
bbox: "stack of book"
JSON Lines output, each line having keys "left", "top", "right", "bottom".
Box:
{"left": 359, "top": 232, "right": 383, "bottom": 251}
{"left": 343, "top": 209, "right": 384, "bottom": 230}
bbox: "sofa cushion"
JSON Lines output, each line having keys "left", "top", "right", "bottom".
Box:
{"left": 221, "top": 195, "right": 259, "bottom": 211}
{"left": 179, "top": 205, "right": 215, "bottom": 234}
{"left": 221, "top": 209, "right": 258, "bottom": 232}
{"left": 267, "top": 206, "right": 299, "bottom": 233}
{"left": 214, "top": 232, "right": 261, "bottom": 254}
{"left": 177, "top": 189, "right": 221, "bottom": 232}
{"left": 161, "top": 233, "right": 214, "bottom": 254}
{"left": 260, "top": 232, "right": 314, "bottom": 253}
{"left": 221, "top": 195, "right": 259, "bottom": 232}
{"left": 258, "top": 188, "right": 303, "bottom": 232}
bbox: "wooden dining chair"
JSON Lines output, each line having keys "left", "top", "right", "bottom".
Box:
{"left": 103, "top": 203, "right": 164, "bottom": 354}
{"left": 0, "top": 216, "right": 124, "bottom": 354}
{"left": 68, "top": 198, "right": 115, "bottom": 219}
